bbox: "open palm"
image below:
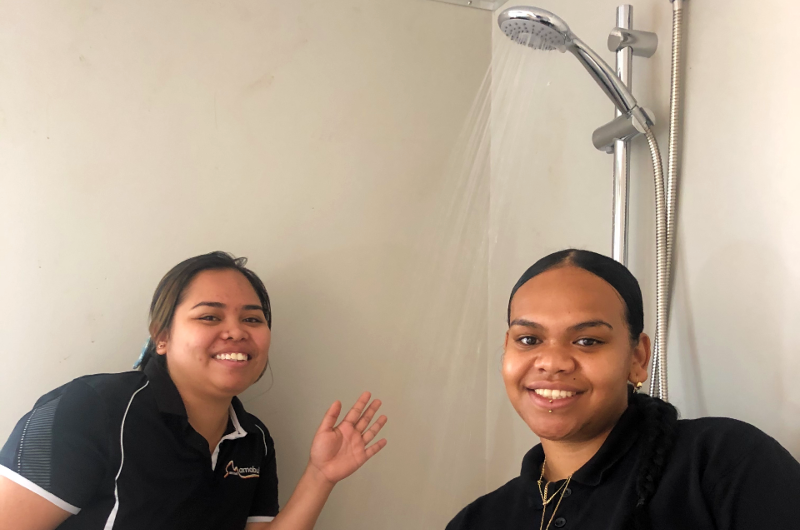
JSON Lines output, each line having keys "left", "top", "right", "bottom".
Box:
{"left": 309, "top": 392, "right": 388, "bottom": 484}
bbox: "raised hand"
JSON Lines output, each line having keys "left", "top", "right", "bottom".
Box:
{"left": 308, "top": 391, "right": 388, "bottom": 485}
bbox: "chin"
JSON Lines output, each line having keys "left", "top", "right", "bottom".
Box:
{"left": 213, "top": 377, "right": 254, "bottom": 397}
{"left": 522, "top": 412, "right": 581, "bottom": 442}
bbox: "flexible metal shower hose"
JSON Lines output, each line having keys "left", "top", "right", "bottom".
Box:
{"left": 650, "top": 0, "right": 684, "bottom": 401}
{"left": 644, "top": 128, "right": 669, "bottom": 402}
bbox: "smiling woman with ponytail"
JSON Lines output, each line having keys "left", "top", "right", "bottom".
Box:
{"left": 447, "top": 249, "right": 800, "bottom": 530}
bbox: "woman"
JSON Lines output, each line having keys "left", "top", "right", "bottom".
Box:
{"left": 447, "top": 249, "right": 800, "bottom": 530}
{"left": 0, "top": 251, "right": 387, "bottom": 530}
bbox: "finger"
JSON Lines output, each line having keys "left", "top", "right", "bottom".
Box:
{"left": 355, "top": 399, "right": 382, "bottom": 433}
{"left": 362, "top": 415, "right": 387, "bottom": 444}
{"left": 341, "top": 391, "right": 371, "bottom": 425}
{"left": 365, "top": 438, "right": 387, "bottom": 459}
{"left": 317, "top": 400, "right": 342, "bottom": 434}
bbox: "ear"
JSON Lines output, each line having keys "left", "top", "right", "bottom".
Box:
{"left": 628, "top": 332, "right": 651, "bottom": 385}
{"left": 155, "top": 333, "right": 169, "bottom": 355}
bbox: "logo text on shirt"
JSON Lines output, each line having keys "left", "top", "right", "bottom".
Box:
{"left": 224, "top": 460, "right": 260, "bottom": 479}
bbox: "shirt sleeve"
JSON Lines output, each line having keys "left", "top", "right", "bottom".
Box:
{"left": 709, "top": 430, "right": 800, "bottom": 529}
{"left": 246, "top": 423, "right": 279, "bottom": 523}
{"left": 0, "top": 380, "right": 110, "bottom": 514}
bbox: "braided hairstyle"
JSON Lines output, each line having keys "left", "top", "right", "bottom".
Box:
{"left": 508, "top": 249, "right": 679, "bottom": 529}
{"left": 627, "top": 392, "right": 679, "bottom": 530}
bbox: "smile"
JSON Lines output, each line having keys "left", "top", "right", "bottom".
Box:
{"left": 533, "top": 389, "right": 576, "bottom": 400}
{"left": 213, "top": 353, "right": 251, "bottom": 362}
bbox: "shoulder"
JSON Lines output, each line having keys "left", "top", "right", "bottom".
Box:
{"left": 675, "top": 416, "right": 794, "bottom": 481}
{"left": 1, "top": 372, "right": 149, "bottom": 505}
{"left": 28, "top": 371, "right": 149, "bottom": 416}
{"left": 446, "top": 477, "right": 527, "bottom": 529}
{"left": 676, "top": 416, "right": 772, "bottom": 452}
{"left": 4, "top": 371, "right": 152, "bottom": 448}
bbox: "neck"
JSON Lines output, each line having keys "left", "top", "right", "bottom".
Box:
{"left": 175, "top": 382, "right": 231, "bottom": 452}
{"left": 540, "top": 397, "right": 630, "bottom": 481}
{"left": 540, "top": 431, "right": 611, "bottom": 481}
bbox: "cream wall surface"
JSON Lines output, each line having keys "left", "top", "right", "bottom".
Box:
{"left": 0, "top": 1, "right": 491, "bottom": 528}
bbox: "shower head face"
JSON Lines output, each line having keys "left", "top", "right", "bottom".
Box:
{"left": 498, "top": 7, "right": 570, "bottom": 51}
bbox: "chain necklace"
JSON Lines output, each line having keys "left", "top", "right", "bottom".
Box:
{"left": 538, "top": 457, "right": 573, "bottom": 530}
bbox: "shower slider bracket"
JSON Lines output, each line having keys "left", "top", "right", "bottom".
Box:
{"left": 593, "top": 107, "right": 656, "bottom": 153}
{"left": 608, "top": 27, "right": 658, "bottom": 58}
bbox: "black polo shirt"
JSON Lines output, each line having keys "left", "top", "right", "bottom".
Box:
{"left": 0, "top": 360, "right": 279, "bottom": 530}
{"left": 447, "top": 401, "right": 800, "bottom": 529}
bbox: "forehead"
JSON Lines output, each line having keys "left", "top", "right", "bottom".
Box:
{"left": 180, "top": 269, "right": 261, "bottom": 305}
{"left": 510, "top": 266, "right": 626, "bottom": 325}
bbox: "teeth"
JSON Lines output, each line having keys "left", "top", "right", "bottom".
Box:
{"left": 533, "top": 389, "right": 576, "bottom": 400}
{"left": 214, "top": 353, "right": 249, "bottom": 362}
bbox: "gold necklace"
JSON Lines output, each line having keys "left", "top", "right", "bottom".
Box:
{"left": 538, "top": 458, "right": 573, "bottom": 530}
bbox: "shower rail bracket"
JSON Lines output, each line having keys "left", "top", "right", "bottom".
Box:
{"left": 592, "top": 108, "right": 655, "bottom": 154}
{"left": 608, "top": 27, "right": 658, "bottom": 58}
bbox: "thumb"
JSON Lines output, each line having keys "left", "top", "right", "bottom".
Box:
{"left": 316, "top": 400, "right": 342, "bottom": 434}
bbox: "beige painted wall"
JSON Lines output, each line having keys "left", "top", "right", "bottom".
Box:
{"left": 0, "top": 1, "right": 492, "bottom": 528}
{"left": 487, "top": 0, "right": 800, "bottom": 490}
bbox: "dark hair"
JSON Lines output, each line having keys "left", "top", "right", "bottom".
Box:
{"left": 508, "top": 248, "right": 643, "bottom": 344}
{"left": 138, "top": 251, "right": 271, "bottom": 371}
{"left": 508, "top": 249, "right": 678, "bottom": 530}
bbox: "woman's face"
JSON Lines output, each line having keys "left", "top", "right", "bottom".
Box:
{"left": 157, "top": 269, "right": 271, "bottom": 400}
{"left": 503, "top": 266, "right": 649, "bottom": 443}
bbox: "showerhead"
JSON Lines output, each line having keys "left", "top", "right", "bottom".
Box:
{"left": 498, "top": 6, "right": 649, "bottom": 122}
{"left": 497, "top": 7, "right": 571, "bottom": 52}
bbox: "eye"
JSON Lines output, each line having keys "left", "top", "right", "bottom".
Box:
{"left": 575, "top": 338, "right": 603, "bottom": 347}
{"left": 518, "top": 336, "right": 541, "bottom": 346}
{"left": 243, "top": 317, "right": 263, "bottom": 324}
{"left": 198, "top": 315, "right": 220, "bottom": 322}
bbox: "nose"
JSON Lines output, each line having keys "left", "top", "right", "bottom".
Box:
{"left": 221, "top": 319, "right": 248, "bottom": 341}
{"left": 533, "top": 343, "right": 576, "bottom": 375}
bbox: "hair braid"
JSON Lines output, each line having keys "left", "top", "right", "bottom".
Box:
{"left": 627, "top": 392, "right": 679, "bottom": 530}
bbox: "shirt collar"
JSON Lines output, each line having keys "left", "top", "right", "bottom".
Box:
{"left": 143, "top": 359, "right": 256, "bottom": 435}
{"left": 521, "top": 401, "right": 644, "bottom": 487}
{"left": 143, "top": 358, "right": 188, "bottom": 417}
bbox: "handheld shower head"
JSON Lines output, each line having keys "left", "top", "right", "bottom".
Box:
{"left": 497, "top": 7, "right": 570, "bottom": 51}
{"left": 498, "top": 6, "right": 647, "bottom": 121}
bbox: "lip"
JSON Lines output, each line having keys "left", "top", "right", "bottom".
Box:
{"left": 524, "top": 381, "right": 585, "bottom": 411}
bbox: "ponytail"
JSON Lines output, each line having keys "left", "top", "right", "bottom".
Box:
{"left": 627, "top": 392, "right": 679, "bottom": 530}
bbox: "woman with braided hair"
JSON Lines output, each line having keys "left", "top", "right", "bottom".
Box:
{"left": 447, "top": 249, "right": 800, "bottom": 530}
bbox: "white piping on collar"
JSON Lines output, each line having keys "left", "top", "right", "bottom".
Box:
{"left": 211, "top": 405, "right": 248, "bottom": 470}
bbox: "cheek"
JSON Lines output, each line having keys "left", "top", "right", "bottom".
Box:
{"left": 254, "top": 329, "right": 271, "bottom": 352}
{"left": 172, "top": 323, "right": 217, "bottom": 352}
{"left": 584, "top": 351, "right": 629, "bottom": 390}
{"left": 501, "top": 350, "right": 527, "bottom": 390}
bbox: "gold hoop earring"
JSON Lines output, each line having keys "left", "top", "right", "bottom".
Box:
{"left": 632, "top": 381, "right": 643, "bottom": 393}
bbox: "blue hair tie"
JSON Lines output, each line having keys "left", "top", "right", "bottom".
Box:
{"left": 133, "top": 340, "right": 150, "bottom": 369}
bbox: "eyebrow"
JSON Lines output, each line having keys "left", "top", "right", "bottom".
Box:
{"left": 190, "top": 301, "right": 265, "bottom": 312}
{"left": 509, "top": 318, "right": 613, "bottom": 332}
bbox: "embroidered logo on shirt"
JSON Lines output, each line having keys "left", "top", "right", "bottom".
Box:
{"left": 224, "top": 460, "right": 260, "bottom": 479}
